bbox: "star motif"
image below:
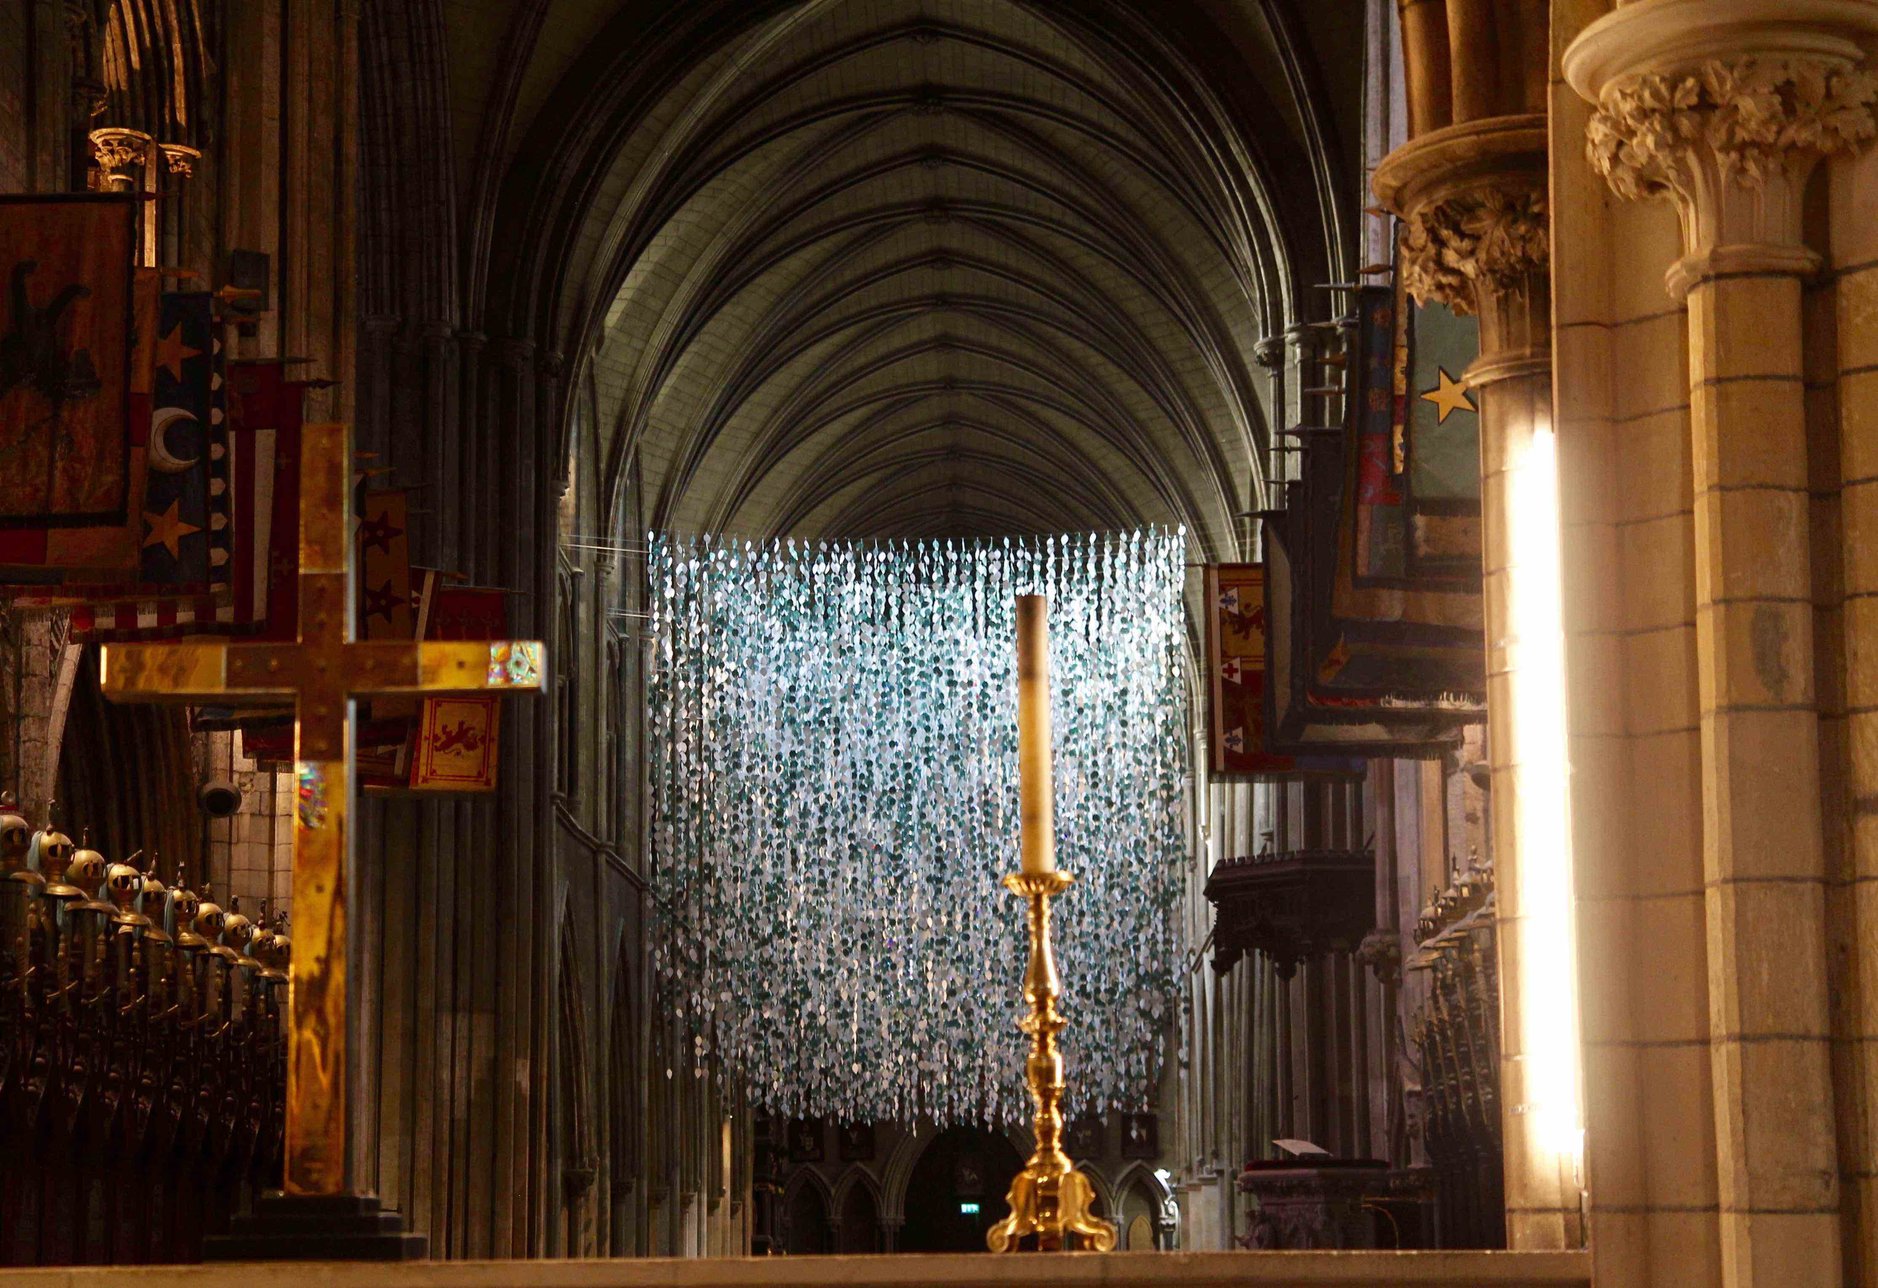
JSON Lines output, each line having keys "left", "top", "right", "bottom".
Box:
{"left": 363, "top": 579, "right": 404, "bottom": 624}
{"left": 142, "top": 499, "right": 202, "bottom": 558}
{"left": 1419, "top": 366, "right": 1476, "bottom": 424}
{"left": 154, "top": 322, "right": 203, "bottom": 384}
{"left": 359, "top": 511, "right": 405, "bottom": 556}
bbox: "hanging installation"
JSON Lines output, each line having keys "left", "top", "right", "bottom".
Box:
{"left": 646, "top": 528, "right": 1190, "bottom": 1125}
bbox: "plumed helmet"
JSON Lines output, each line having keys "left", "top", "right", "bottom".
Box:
{"left": 193, "top": 883, "right": 227, "bottom": 940}
{"left": 66, "top": 831, "right": 106, "bottom": 893}
{"left": 105, "top": 860, "right": 143, "bottom": 910}
{"left": 34, "top": 823, "right": 74, "bottom": 877}
{"left": 139, "top": 857, "right": 170, "bottom": 922}
{"left": 221, "top": 897, "right": 254, "bottom": 953}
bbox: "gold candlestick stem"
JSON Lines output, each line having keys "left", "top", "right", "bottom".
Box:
{"left": 987, "top": 868, "right": 1117, "bottom": 1253}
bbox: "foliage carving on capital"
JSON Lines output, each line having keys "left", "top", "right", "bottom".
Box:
{"left": 1587, "top": 57, "right": 1878, "bottom": 203}
{"left": 1398, "top": 184, "right": 1548, "bottom": 317}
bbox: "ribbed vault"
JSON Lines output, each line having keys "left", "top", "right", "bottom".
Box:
{"left": 453, "top": 0, "right": 1360, "bottom": 554}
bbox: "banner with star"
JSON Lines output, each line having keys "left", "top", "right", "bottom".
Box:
{"left": 1402, "top": 261, "right": 1482, "bottom": 576}
{"left": 1276, "top": 245, "right": 1485, "bottom": 746}
{"left": 138, "top": 292, "right": 223, "bottom": 588}
{"left": 356, "top": 488, "right": 418, "bottom": 785}
{"left": 357, "top": 489, "right": 413, "bottom": 639}
{"left": 3, "top": 286, "right": 246, "bottom": 640}
{"left": 1343, "top": 247, "right": 1482, "bottom": 591}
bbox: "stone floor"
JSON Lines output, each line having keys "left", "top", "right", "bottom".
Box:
{"left": 0, "top": 1251, "right": 1591, "bottom": 1288}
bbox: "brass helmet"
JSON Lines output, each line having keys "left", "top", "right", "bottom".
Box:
{"left": 68, "top": 831, "right": 108, "bottom": 895}
{"left": 139, "top": 854, "right": 171, "bottom": 923}
{"left": 269, "top": 911, "right": 291, "bottom": 971}
{"left": 0, "top": 792, "right": 30, "bottom": 879}
{"left": 222, "top": 896, "right": 255, "bottom": 954}
{"left": 34, "top": 815, "right": 78, "bottom": 898}
{"left": 247, "top": 899, "right": 276, "bottom": 958}
{"left": 193, "top": 882, "right": 228, "bottom": 941}
{"left": 170, "top": 864, "right": 204, "bottom": 949}
{"left": 249, "top": 902, "right": 287, "bottom": 980}
{"left": 105, "top": 851, "right": 150, "bottom": 927}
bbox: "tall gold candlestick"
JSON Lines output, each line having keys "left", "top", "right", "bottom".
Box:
{"left": 1015, "top": 595, "right": 1055, "bottom": 876}
{"left": 989, "top": 596, "right": 1116, "bottom": 1254}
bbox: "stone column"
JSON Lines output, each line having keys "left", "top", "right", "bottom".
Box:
{"left": 1831, "top": 113, "right": 1878, "bottom": 1286}
{"left": 1567, "top": 5, "right": 1878, "bottom": 1284}
{"left": 1376, "top": 118, "right": 1579, "bottom": 1249}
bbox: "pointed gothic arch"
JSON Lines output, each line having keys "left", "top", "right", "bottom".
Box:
{"left": 780, "top": 1165, "right": 835, "bottom": 1255}
{"left": 554, "top": 911, "right": 598, "bottom": 1255}
{"left": 607, "top": 930, "right": 642, "bottom": 1253}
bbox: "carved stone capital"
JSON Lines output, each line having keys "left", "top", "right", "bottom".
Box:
{"left": 1374, "top": 115, "right": 1550, "bottom": 321}
{"left": 1590, "top": 57, "right": 1873, "bottom": 279}
{"left": 87, "top": 127, "right": 150, "bottom": 190}
{"left": 1565, "top": 0, "right": 1878, "bottom": 293}
{"left": 158, "top": 142, "right": 202, "bottom": 179}
{"left": 1397, "top": 183, "right": 1548, "bottom": 319}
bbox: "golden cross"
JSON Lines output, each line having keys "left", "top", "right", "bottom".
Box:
{"left": 99, "top": 422, "right": 545, "bottom": 1197}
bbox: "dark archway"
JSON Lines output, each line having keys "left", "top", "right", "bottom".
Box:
{"left": 784, "top": 1179, "right": 832, "bottom": 1255}
{"left": 897, "top": 1127, "right": 1025, "bottom": 1253}
{"left": 835, "top": 1178, "right": 881, "bottom": 1254}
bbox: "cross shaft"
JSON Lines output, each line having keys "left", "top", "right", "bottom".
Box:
{"left": 100, "top": 421, "right": 544, "bottom": 1196}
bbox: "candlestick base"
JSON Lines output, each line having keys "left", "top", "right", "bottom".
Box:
{"left": 987, "top": 868, "right": 1119, "bottom": 1254}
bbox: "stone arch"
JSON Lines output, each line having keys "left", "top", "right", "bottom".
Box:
{"left": 831, "top": 1164, "right": 884, "bottom": 1253}
{"left": 1114, "top": 1159, "right": 1174, "bottom": 1206}
{"left": 829, "top": 1162, "right": 883, "bottom": 1217}
{"left": 895, "top": 1125, "right": 1027, "bottom": 1253}
{"left": 877, "top": 1125, "right": 928, "bottom": 1226}
{"left": 1113, "top": 1161, "right": 1175, "bottom": 1250}
{"left": 781, "top": 1164, "right": 835, "bottom": 1255}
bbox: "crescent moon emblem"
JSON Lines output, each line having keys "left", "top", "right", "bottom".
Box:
{"left": 148, "top": 406, "right": 201, "bottom": 474}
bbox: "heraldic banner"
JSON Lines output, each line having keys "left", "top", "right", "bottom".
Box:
{"left": 1207, "top": 563, "right": 1290, "bottom": 778}
{"left": 0, "top": 195, "right": 136, "bottom": 529}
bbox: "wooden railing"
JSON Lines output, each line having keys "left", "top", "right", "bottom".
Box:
{"left": 0, "top": 1249, "right": 1593, "bottom": 1286}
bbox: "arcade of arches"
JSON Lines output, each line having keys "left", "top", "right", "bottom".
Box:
{"left": 5, "top": 1, "right": 1878, "bottom": 1286}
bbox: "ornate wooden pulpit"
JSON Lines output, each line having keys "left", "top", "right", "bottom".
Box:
{"left": 99, "top": 422, "right": 545, "bottom": 1258}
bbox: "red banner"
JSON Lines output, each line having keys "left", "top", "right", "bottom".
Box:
{"left": 1206, "top": 563, "right": 1295, "bottom": 777}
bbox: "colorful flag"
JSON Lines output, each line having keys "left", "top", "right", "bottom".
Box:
{"left": 0, "top": 194, "right": 136, "bottom": 526}
{"left": 408, "top": 585, "right": 510, "bottom": 793}
{"left": 409, "top": 698, "right": 502, "bottom": 793}
{"left": 138, "top": 293, "right": 219, "bottom": 587}
{"left": 224, "top": 360, "right": 307, "bottom": 637}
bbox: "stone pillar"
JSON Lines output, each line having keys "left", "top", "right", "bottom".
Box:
{"left": 1567, "top": 5, "right": 1878, "bottom": 1284}
{"left": 1376, "top": 117, "right": 1580, "bottom": 1248}
{"left": 1831, "top": 112, "right": 1878, "bottom": 1287}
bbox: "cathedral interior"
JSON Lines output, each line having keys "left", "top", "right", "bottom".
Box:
{"left": 3, "top": 1, "right": 1878, "bottom": 1286}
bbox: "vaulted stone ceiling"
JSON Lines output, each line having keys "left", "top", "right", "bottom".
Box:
{"left": 426, "top": 0, "right": 1363, "bottom": 558}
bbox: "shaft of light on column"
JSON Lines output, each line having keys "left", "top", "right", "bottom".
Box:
{"left": 1016, "top": 594, "right": 1056, "bottom": 875}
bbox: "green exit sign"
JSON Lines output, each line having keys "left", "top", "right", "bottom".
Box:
{"left": 959, "top": 1202, "right": 981, "bottom": 1215}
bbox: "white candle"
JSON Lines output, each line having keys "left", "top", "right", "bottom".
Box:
{"left": 1015, "top": 595, "right": 1055, "bottom": 875}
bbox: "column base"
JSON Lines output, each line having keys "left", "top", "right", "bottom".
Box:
{"left": 204, "top": 1192, "right": 429, "bottom": 1261}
